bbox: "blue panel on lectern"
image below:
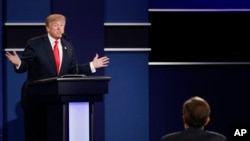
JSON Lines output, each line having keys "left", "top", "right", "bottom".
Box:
{"left": 69, "top": 102, "right": 90, "bottom": 141}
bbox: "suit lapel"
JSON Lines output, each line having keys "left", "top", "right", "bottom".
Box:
{"left": 59, "top": 40, "right": 69, "bottom": 75}
{"left": 44, "top": 36, "right": 58, "bottom": 75}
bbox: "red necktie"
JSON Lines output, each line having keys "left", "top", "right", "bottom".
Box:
{"left": 53, "top": 40, "right": 60, "bottom": 75}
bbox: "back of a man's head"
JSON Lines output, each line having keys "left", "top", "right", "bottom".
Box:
{"left": 182, "top": 96, "right": 211, "bottom": 128}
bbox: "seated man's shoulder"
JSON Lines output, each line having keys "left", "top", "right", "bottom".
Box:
{"left": 161, "top": 131, "right": 182, "bottom": 141}
{"left": 205, "top": 130, "right": 227, "bottom": 141}
{"left": 161, "top": 130, "right": 227, "bottom": 141}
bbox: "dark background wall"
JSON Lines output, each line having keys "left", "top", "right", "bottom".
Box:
{"left": 0, "top": 0, "right": 3, "bottom": 140}
{"left": 149, "top": 11, "right": 250, "bottom": 62}
{"left": 148, "top": 1, "right": 250, "bottom": 141}
{"left": 149, "top": 65, "right": 250, "bottom": 140}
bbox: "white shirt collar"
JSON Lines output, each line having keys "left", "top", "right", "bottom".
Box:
{"left": 48, "top": 34, "right": 61, "bottom": 47}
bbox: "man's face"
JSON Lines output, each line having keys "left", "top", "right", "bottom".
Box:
{"left": 46, "top": 20, "right": 65, "bottom": 39}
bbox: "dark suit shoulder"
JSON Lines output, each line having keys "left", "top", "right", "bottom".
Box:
{"left": 161, "top": 131, "right": 182, "bottom": 141}
{"left": 205, "top": 130, "right": 227, "bottom": 140}
{"left": 29, "top": 34, "right": 47, "bottom": 41}
{"left": 27, "top": 34, "right": 48, "bottom": 44}
{"left": 161, "top": 129, "right": 227, "bottom": 141}
{"left": 24, "top": 34, "right": 49, "bottom": 49}
{"left": 61, "top": 38, "right": 71, "bottom": 47}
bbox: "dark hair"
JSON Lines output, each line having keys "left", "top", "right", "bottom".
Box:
{"left": 182, "top": 96, "right": 210, "bottom": 128}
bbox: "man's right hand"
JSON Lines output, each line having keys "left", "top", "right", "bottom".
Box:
{"left": 5, "top": 51, "right": 21, "bottom": 67}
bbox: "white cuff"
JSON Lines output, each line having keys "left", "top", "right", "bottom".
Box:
{"left": 90, "top": 62, "right": 96, "bottom": 73}
{"left": 16, "top": 61, "right": 21, "bottom": 70}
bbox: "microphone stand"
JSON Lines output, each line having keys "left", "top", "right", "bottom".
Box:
{"left": 62, "top": 33, "right": 79, "bottom": 74}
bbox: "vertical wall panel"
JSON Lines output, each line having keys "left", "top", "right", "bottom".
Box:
{"left": 5, "top": 0, "right": 50, "bottom": 22}
{"left": 5, "top": 60, "right": 26, "bottom": 141}
{"left": 104, "top": 0, "right": 149, "bottom": 140}
{"left": 52, "top": 0, "right": 105, "bottom": 141}
{"left": 3, "top": 1, "right": 51, "bottom": 141}
{"left": 52, "top": 0, "right": 105, "bottom": 68}
{"left": 0, "top": 0, "right": 3, "bottom": 140}
{"left": 105, "top": 52, "right": 149, "bottom": 141}
{"left": 105, "top": 0, "right": 148, "bottom": 22}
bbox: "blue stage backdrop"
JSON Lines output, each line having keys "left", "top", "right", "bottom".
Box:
{"left": 0, "top": 0, "right": 3, "bottom": 140}
{"left": 3, "top": 0, "right": 51, "bottom": 140}
{"left": 105, "top": 51, "right": 149, "bottom": 141}
{"left": 52, "top": 0, "right": 105, "bottom": 141}
{"left": 5, "top": 0, "right": 50, "bottom": 22}
{"left": 104, "top": 0, "right": 150, "bottom": 140}
{"left": 105, "top": 0, "right": 148, "bottom": 22}
{"left": 149, "top": 65, "right": 250, "bottom": 141}
{"left": 52, "top": 0, "right": 105, "bottom": 71}
{"left": 149, "top": 0, "right": 250, "bottom": 9}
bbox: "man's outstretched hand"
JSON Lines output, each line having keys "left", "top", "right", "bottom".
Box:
{"left": 92, "top": 53, "right": 109, "bottom": 69}
{"left": 5, "top": 51, "right": 21, "bottom": 67}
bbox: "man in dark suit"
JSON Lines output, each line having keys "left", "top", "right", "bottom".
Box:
{"left": 5, "top": 14, "right": 109, "bottom": 141}
{"left": 161, "top": 96, "right": 227, "bottom": 141}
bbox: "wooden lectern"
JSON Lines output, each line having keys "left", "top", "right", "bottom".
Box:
{"left": 28, "top": 75, "right": 111, "bottom": 141}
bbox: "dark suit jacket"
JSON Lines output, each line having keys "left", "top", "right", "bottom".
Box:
{"left": 15, "top": 34, "right": 92, "bottom": 81}
{"left": 15, "top": 34, "right": 93, "bottom": 106}
{"left": 161, "top": 127, "right": 227, "bottom": 141}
